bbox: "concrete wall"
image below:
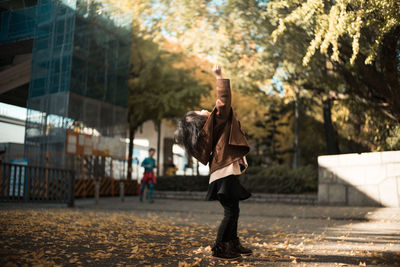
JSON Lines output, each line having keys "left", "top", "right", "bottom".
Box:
{"left": 0, "top": 117, "right": 25, "bottom": 144}
{"left": 318, "top": 151, "right": 400, "bottom": 207}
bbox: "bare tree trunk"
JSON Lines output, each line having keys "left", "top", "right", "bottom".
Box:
{"left": 292, "top": 87, "right": 300, "bottom": 169}
{"left": 127, "top": 124, "right": 134, "bottom": 180}
{"left": 156, "top": 121, "right": 161, "bottom": 178}
{"left": 323, "top": 99, "right": 340, "bottom": 155}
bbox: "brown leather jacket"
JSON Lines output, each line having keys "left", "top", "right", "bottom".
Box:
{"left": 193, "top": 79, "right": 250, "bottom": 174}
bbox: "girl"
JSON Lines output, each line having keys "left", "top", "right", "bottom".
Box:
{"left": 175, "top": 65, "right": 252, "bottom": 261}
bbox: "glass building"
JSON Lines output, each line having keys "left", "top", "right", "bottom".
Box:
{"left": 0, "top": 0, "right": 132, "bottom": 178}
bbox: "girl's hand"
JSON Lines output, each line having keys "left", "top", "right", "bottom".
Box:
{"left": 212, "top": 65, "right": 223, "bottom": 79}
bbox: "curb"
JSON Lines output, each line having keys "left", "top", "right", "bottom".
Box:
{"left": 153, "top": 190, "right": 318, "bottom": 205}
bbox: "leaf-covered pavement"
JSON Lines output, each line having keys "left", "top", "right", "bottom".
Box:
{"left": 1, "top": 201, "right": 400, "bottom": 266}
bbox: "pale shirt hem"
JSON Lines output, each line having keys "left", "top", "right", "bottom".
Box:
{"left": 209, "top": 157, "right": 248, "bottom": 184}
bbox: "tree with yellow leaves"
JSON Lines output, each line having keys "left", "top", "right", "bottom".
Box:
{"left": 269, "top": 0, "right": 400, "bottom": 122}
{"left": 158, "top": 0, "right": 400, "bottom": 158}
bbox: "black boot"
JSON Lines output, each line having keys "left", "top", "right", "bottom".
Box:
{"left": 231, "top": 237, "right": 252, "bottom": 256}
{"left": 211, "top": 241, "right": 241, "bottom": 260}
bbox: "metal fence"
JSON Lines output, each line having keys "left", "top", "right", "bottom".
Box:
{"left": 0, "top": 162, "right": 74, "bottom": 206}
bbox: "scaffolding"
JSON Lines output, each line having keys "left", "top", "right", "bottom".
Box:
{"left": 1, "top": 0, "right": 132, "bottom": 174}
{"left": 0, "top": 4, "right": 37, "bottom": 43}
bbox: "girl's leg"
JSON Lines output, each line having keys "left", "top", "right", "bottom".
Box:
{"left": 212, "top": 197, "right": 241, "bottom": 260}
{"left": 139, "top": 182, "right": 146, "bottom": 201}
{"left": 216, "top": 197, "right": 239, "bottom": 242}
{"left": 148, "top": 183, "right": 154, "bottom": 202}
{"left": 230, "top": 201, "right": 252, "bottom": 255}
{"left": 231, "top": 201, "right": 239, "bottom": 240}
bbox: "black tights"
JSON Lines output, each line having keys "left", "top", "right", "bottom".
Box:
{"left": 216, "top": 197, "right": 239, "bottom": 243}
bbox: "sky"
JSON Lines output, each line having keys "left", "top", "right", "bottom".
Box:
{"left": 0, "top": 102, "right": 27, "bottom": 121}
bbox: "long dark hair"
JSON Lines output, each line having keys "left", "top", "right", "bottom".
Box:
{"left": 174, "top": 111, "right": 208, "bottom": 157}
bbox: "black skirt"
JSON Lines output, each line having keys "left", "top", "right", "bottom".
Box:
{"left": 205, "top": 175, "right": 251, "bottom": 201}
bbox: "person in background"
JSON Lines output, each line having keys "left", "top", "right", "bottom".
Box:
{"left": 139, "top": 148, "right": 157, "bottom": 203}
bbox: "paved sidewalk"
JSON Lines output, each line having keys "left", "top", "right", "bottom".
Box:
{"left": 77, "top": 197, "right": 400, "bottom": 266}
{"left": 76, "top": 196, "right": 400, "bottom": 221}
{"left": 1, "top": 197, "right": 400, "bottom": 266}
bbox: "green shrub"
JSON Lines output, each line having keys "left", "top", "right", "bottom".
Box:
{"left": 242, "top": 165, "right": 317, "bottom": 193}
{"left": 156, "top": 175, "right": 209, "bottom": 191}
{"left": 155, "top": 165, "right": 318, "bottom": 194}
{"left": 242, "top": 166, "right": 265, "bottom": 175}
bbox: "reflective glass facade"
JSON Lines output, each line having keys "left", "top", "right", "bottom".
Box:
{"left": 1, "top": 0, "right": 131, "bottom": 174}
